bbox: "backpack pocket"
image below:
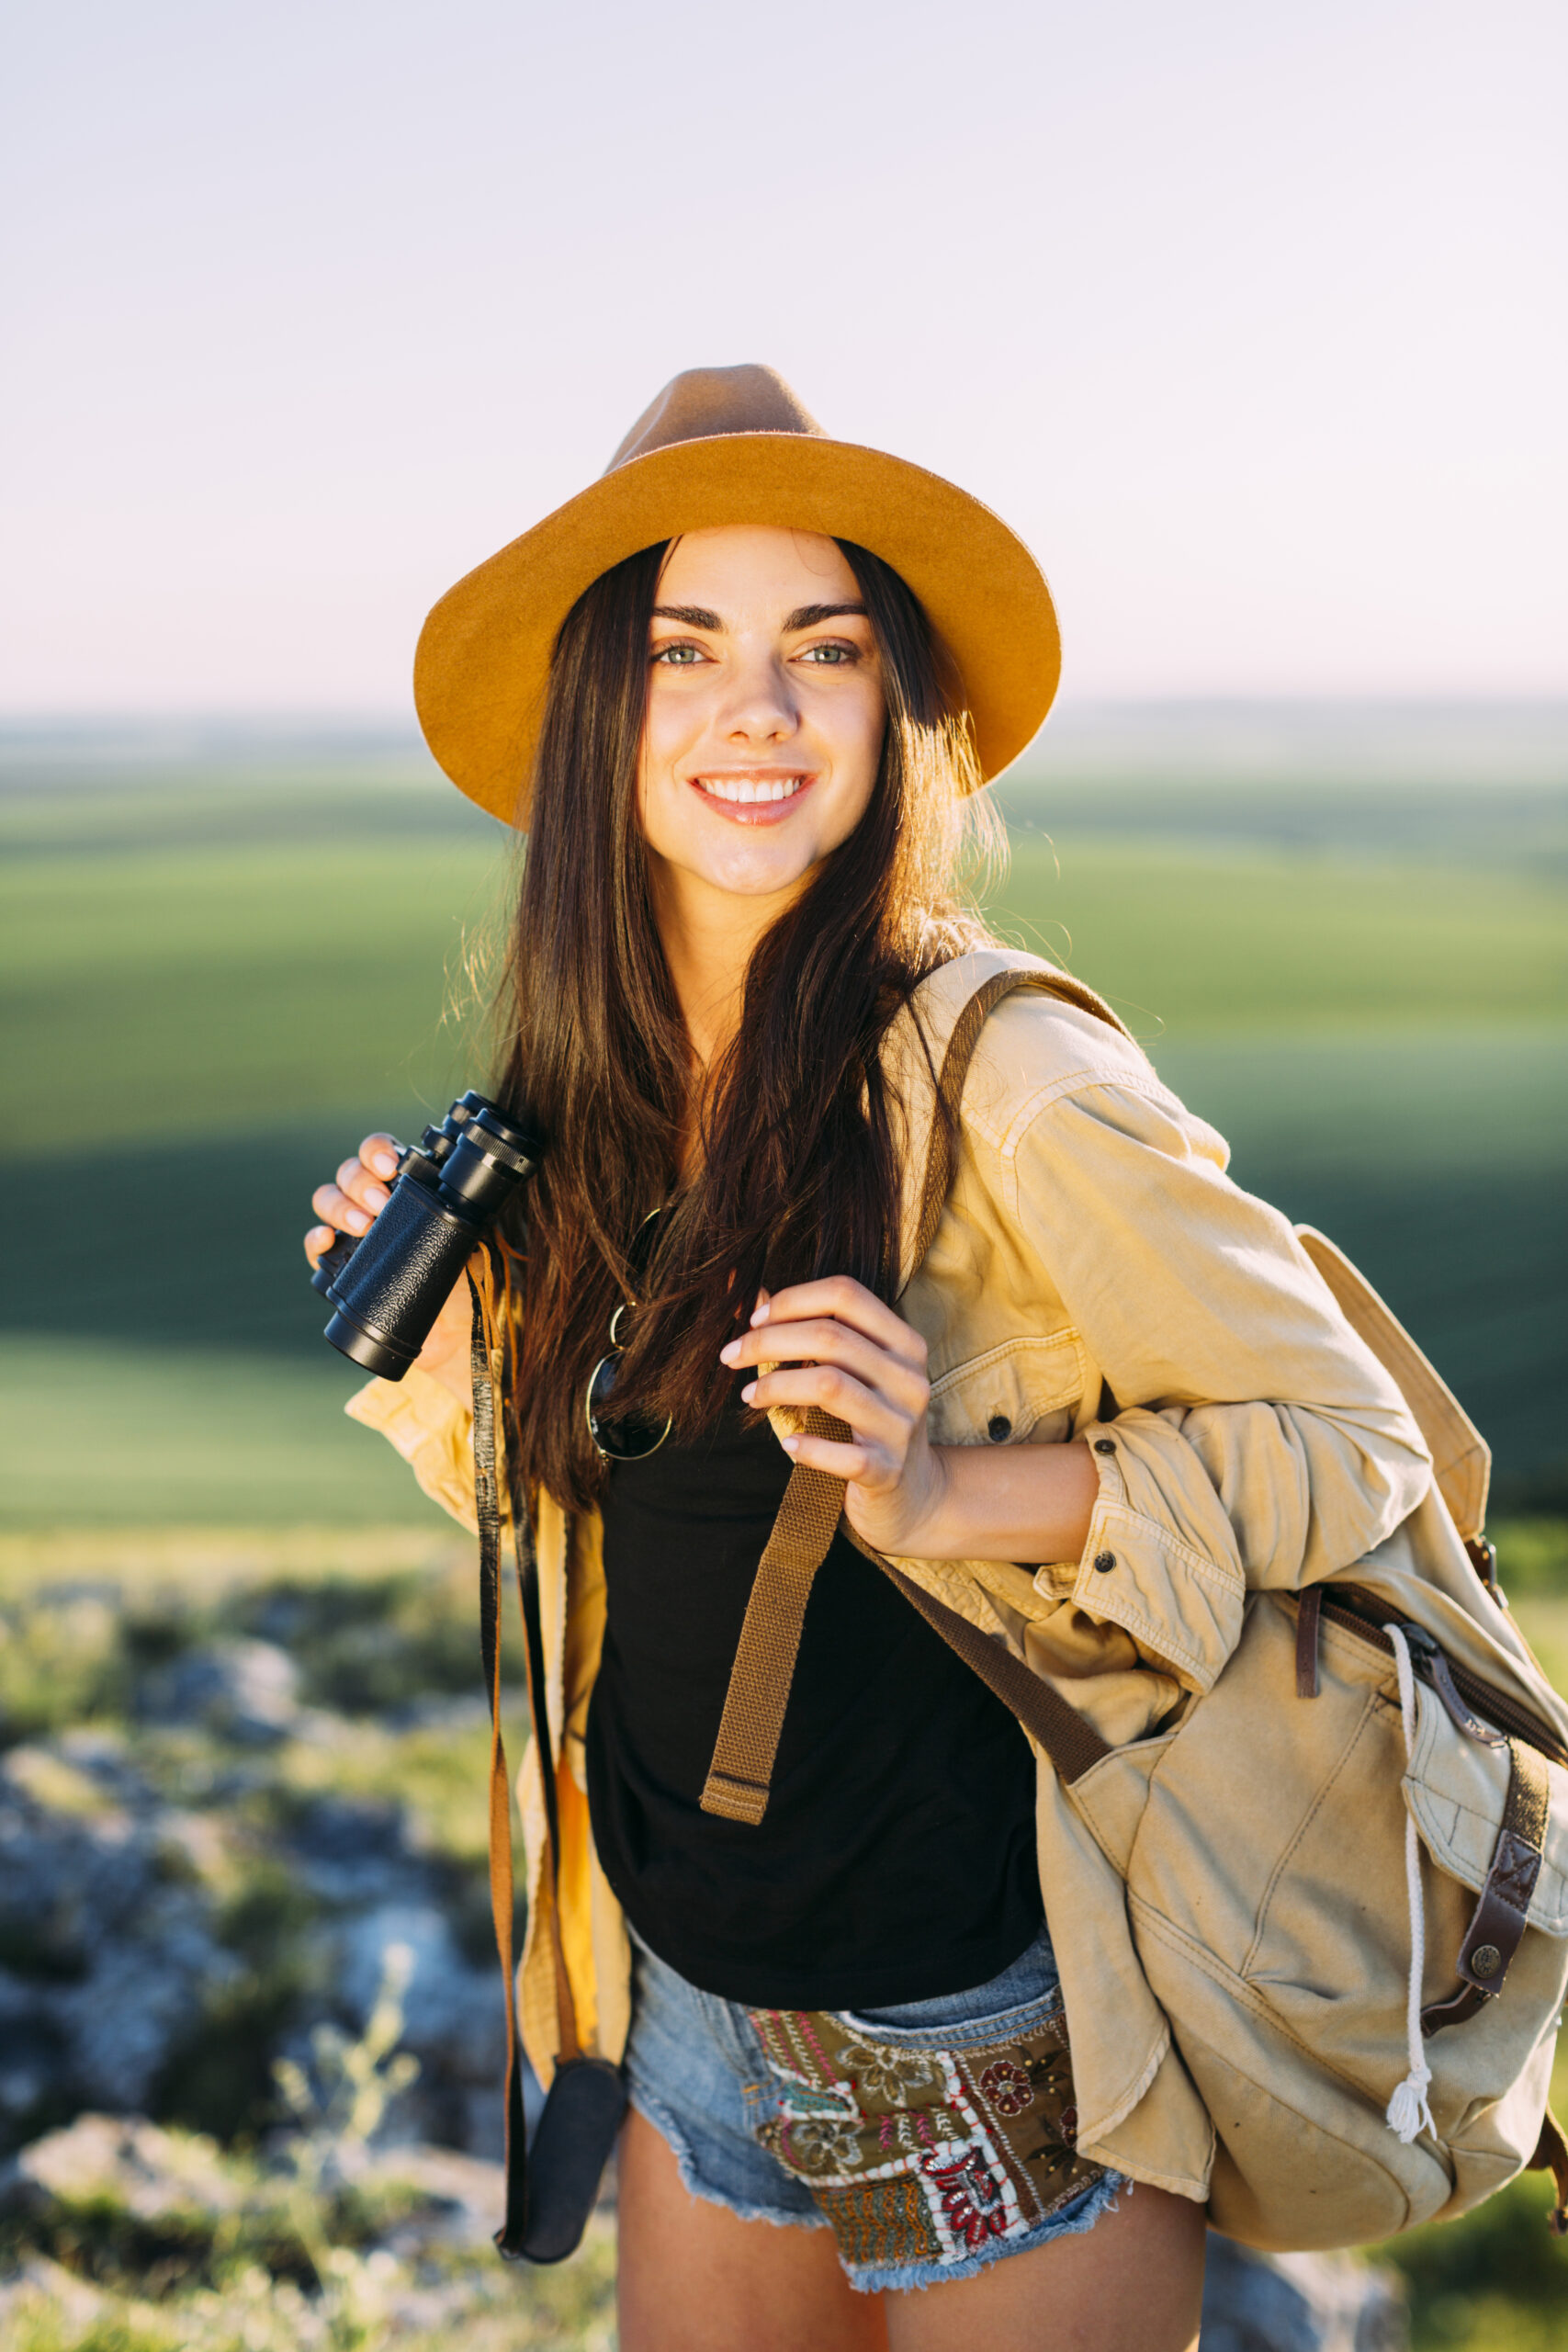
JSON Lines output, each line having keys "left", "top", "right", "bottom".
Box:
{"left": 1404, "top": 1679, "right": 1568, "bottom": 1933}
{"left": 1112, "top": 1592, "right": 1568, "bottom": 2246}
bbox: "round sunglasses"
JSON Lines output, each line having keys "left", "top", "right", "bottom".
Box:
{"left": 585, "top": 1207, "right": 674, "bottom": 1463}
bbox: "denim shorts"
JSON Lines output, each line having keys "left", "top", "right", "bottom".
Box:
{"left": 623, "top": 1922, "right": 1125, "bottom": 2294}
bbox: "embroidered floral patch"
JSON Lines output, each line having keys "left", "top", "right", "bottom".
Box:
{"left": 746, "top": 1998, "right": 1104, "bottom": 2274}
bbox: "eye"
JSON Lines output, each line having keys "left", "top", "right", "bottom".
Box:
{"left": 797, "top": 640, "right": 858, "bottom": 665}
{"left": 650, "top": 640, "right": 708, "bottom": 666}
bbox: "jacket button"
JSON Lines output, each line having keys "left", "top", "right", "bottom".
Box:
{"left": 1093, "top": 1439, "right": 1117, "bottom": 1455}
{"left": 1472, "top": 1943, "right": 1502, "bottom": 1980}
{"left": 987, "top": 1415, "right": 1011, "bottom": 1442}
{"left": 1093, "top": 1550, "right": 1117, "bottom": 1574}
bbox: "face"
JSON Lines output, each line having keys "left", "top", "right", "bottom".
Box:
{"left": 636, "top": 526, "right": 886, "bottom": 916}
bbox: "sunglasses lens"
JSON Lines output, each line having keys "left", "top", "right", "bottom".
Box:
{"left": 587, "top": 1351, "right": 671, "bottom": 1462}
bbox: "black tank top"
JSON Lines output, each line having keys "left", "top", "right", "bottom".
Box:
{"left": 585, "top": 1387, "right": 1043, "bottom": 2008}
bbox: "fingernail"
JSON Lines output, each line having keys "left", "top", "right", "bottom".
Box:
{"left": 740, "top": 1381, "right": 757, "bottom": 1404}
{"left": 750, "top": 1300, "right": 771, "bottom": 1327}
{"left": 780, "top": 1433, "right": 800, "bottom": 1453}
{"left": 719, "top": 1340, "right": 740, "bottom": 1365}
{"left": 363, "top": 1184, "right": 388, "bottom": 1213}
{"left": 346, "top": 1209, "right": 370, "bottom": 1234}
{"left": 371, "top": 1152, "right": 397, "bottom": 1177}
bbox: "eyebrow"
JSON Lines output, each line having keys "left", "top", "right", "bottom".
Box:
{"left": 649, "top": 601, "right": 869, "bottom": 634}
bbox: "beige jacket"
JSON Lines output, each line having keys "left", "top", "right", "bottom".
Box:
{"left": 348, "top": 947, "right": 1509, "bottom": 2199}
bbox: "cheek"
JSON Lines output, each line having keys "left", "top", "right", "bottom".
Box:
{"left": 838, "top": 683, "right": 886, "bottom": 808}
{"left": 636, "top": 691, "right": 688, "bottom": 839}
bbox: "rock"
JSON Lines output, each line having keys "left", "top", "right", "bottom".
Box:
{"left": 355, "top": 2140, "right": 507, "bottom": 2249}
{"left": 0, "top": 2111, "right": 243, "bottom": 2223}
{"left": 0, "top": 1705, "right": 509, "bottom": 2160}
{"left": 0, "top": 2250, "right": 113, "bottom": 2329}
{"left": 1201, "top": 2232, "right": 1408, "bottom": 2352}
{"left": 384, "top": 1692, "right": 490, "bottom": 1734}
{"left": 322, "top": 1903, "right": 508, "bottom": 2156}
{"left": 0, "top": 1978, "right": 67, "bottom": 2124}
{"left": 288, "top": 1793, "right": 417, "bottom": 1906}
{"left": 138, "top": 1639, "right": 300, "bottom": 1745}
{"left": 0, "top": 1753, "right": 238, "bottom": 2132}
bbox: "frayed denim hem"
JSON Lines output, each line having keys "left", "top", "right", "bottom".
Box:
{"left": 843, "top": 2171, "right": 1131, "bottom": 2296}
{"left": 626, "top": 2086, "right": 829, "bottom": 2234}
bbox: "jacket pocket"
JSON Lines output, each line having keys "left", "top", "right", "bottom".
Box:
{"left": 928, "top": 1331, "right": 1085, "bottom": 1448}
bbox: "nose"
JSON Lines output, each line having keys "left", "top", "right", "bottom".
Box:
{"left": 715, "top": 644, "right": 800, "bottom": 745}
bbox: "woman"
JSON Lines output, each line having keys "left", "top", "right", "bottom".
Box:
{"left": 305, "top": 368, "right": 1431, "bottom": 2351}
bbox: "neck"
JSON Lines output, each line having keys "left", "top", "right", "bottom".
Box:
{"left": 648, "top": 857, "right": 799, "bottom": 1075}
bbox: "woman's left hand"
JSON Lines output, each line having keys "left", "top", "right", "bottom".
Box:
{"left": 719, "top": 1277, "right": 949, "bottom": 1556}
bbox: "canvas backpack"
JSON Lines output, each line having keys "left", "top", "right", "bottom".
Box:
{"left": 697, "top": 968, "right": 1568, "bottom": 2250}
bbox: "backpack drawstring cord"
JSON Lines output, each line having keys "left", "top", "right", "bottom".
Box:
{"left": 1385, "top": 1624, "right": 1437, "bottom": 2144}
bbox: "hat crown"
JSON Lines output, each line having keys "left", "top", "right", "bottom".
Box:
{"left": 605, "top": 364, "right": 825, "bottom": 474}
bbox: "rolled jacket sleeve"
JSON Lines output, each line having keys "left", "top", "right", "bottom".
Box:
{"left": 1007, "top": 1076, "right": 1432, "bottom": 1689}
{"left": 344, "top": 1369, "right": 479, "bottom": 1532}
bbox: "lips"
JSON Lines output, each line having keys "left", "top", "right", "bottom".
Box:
{"left": 689, "top": 773, "right": 816, "bottom": 825}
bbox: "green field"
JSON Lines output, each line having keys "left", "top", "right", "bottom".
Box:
{"left": 2, "top": 721, "right": 1565, "bottom": 1523}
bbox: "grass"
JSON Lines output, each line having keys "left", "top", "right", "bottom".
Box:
{"left": 0, "top": 839, "right": 507, "bottom": 1149}
{"left": 987, "top": 836, "right": 1568, "bottom": 1035}
{"left": 0, "top": 1344, "right": 445, "bottom": 1528}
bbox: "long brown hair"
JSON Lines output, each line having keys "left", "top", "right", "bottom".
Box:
{"left": 493, "top": 537, "right": 998, "bottom": 1509}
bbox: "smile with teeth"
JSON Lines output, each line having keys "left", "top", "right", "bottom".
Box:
{"left": 696, "top": 775, "right": 807, "bottom": 804}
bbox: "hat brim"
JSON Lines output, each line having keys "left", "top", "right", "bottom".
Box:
{"left": 413, "top": 432, "right": 1060, "bottom": 827}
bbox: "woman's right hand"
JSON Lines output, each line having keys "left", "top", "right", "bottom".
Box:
{"left": 305, "top": 1134, "right": 475, "bottom": 1404}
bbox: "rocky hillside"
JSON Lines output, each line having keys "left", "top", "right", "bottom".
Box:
{"left": 7, "top": 1523, "right": 1566, "bottom": 2348}
{"left": 0, "top": 1528, "right": 513, "bottom": 2164}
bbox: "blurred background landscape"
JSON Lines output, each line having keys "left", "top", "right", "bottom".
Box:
{"left": 4, "top": 700, "right": 1562, "bottom": 1525}
{"left": 2, "top": 701, "right": 1565, "bottom": 2352}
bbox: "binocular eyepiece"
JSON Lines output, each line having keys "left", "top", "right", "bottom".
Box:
{"left": 311, "top": 1091, "right": 542, "bottom": 1379}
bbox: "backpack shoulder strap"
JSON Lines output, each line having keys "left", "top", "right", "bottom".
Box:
{"left": 888, "top": 952, "right": 1132, "bottom": 1295}
{"left": 699, "top": 967, "right": 1111, "bottom": 1826}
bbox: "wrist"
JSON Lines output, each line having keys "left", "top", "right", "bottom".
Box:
{"left": 897, "top": 1438, "right": 1098, "bottom": 1566}
{"left": 416, "top": 1340, "right": 474, "bottom": 1410}
{"left": 890, "top": 1444, "right": 960, "bottom": 1556}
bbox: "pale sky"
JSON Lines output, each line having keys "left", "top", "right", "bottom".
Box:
{"left": 3, "top": 0, "right": 1564, "bottom": 716}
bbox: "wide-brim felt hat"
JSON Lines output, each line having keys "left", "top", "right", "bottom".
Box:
{"left": 414, "top": 364, "right": 1061, "bottom": 827}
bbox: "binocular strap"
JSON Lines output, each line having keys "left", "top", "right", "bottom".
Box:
{"left": 468, "top": 1252, "right": 608, "bottom": 2260}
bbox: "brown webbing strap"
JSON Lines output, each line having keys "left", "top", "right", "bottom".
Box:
{"left": 907, "top": 970, "right": 1082, "bottom": 1280}
{"left": 700, "top": 968, "right": 1115, "bottom": 1823}
{"left": 1421, "top": 1735, "right": 1551, "bottom": 2037}
{"left": 1295, "top": 1585, "right": 1323, "bottom": 1698}
{"left": 469, "top": 1251, "right": 580, "bottom": 2256}
{"left": 700, "top": 1408, "right": 848, "bottom": 1824}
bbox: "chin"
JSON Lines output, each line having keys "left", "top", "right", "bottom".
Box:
{"left": 706, "top": 853, "right": 819, "bottom": 899}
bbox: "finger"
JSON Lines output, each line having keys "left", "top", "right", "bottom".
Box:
{"left": 312, "top": 1181, "right": 372, "bottom": 1237}
{"left": 725, "top": 1319, "right": 930, "bottom": 1415}
{"left": 750, "top": 1277, "right": 927, "bottom": 1368}
{"left": 334, "top": 1155, "right": 392, "bottom": 1219}
{"left": 777, "top": 1430, "right": 874, "bottom": 1483}
{"left": 743, "top": 1364, "right": 909, "bottom": 1450}
{"left": 304, "top": 1224, "right": 335, "bottom": 1266}
{"left": 359, "top": 1134, "right": 401, "bottom": 1181}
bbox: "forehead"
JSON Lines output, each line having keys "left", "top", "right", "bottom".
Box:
{"left": 655, "top": 526, "right": 862, "bottom": 616}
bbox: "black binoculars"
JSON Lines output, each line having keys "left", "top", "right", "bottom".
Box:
{"left": 310, "top": 1091, "right": 541, "bottom": 1379}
